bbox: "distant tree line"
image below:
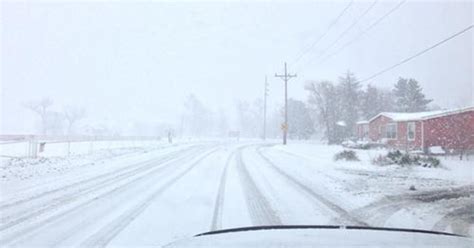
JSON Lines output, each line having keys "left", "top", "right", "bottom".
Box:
{"left": 25, "top": 72, "right": 433, "bottom": 141}
{"left": 23, "top": 98, "right": 86, "bottom": 135}
{"left": 180, "top": 94, "right": 232, "bottom": 137}
{"left": 179, "top": 72, "right": 434, "bottom": 142}
{"left": 305, "top": 71, "right": 433, "bottom": 144}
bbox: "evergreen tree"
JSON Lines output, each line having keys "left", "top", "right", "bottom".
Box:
{"left": 361, "top": 84, "right": 380, "bottom": 120}
{"left": 393, "top": 78, "right": 432, "bottom": 112}
{"left": 360, "top": 84, "right": 395, "bottom": 120}
{"left": 337, "top": 71, "right": 361, "bottom": 138}
{"left": 379, "top": 89, "right": 396, "bottom": 113}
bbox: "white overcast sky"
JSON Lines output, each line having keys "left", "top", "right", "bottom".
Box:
{"left": 1, "top": 0, "right": 473, "bottom": 133}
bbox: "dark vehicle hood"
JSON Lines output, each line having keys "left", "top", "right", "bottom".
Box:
{"left": 165, "top": 225, "right": 472, "bottom": 248}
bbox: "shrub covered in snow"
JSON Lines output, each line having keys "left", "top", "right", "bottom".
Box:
{"left": 372, "top": 154, "right": 393, "bottom": 166}
{"left": 372, "top": 150, "right": 441, "bottom": 168}
{"left": 334, "top": 150, "right": 360, "bottom": 161}
{"left": 341, "top": 140, "right": 385, "bottom": 150}
{"left": 387, "top": 150, "right": 403, "bottom": 163}
{"left": 420, "top": 156, "right": 441, "bottom": 167}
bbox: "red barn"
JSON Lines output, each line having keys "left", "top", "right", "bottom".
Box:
{"left": 356, "top": 106, "right": 474, "bottom": 152}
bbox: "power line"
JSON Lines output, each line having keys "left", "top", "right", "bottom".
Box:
{"left": 292, "top": 0, "right": 354, "bottom": 65}
{"left": 319, "top": 0, "right": 406, "bottom": 63}
{"left": 360, "top": 24, "right": 474, "bottom": 83}
{"left": 307, "top": 0, "right": 378, "bottom": 65}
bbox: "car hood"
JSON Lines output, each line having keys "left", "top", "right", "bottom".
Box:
{"left": 164, "top": 225, "right": 472, "bottom": 248}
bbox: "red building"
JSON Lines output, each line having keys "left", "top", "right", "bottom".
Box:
{"left": 356, "top": 106, "right": 474, "bottom": 152}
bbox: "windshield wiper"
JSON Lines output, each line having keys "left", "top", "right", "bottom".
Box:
{"left": 196, "top": 225, "right": 466, "bottom": 238}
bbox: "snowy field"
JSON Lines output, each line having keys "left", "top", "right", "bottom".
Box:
{"left": 0, "top": 140, "right": 472, "bottom": 247}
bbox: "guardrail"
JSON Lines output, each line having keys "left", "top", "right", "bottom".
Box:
{"left": 0, "top": 135, "right": 162, "bottom": 158}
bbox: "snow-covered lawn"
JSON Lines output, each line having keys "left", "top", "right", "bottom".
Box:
{"left": 268, "top": 143, "right": 473, "bottom": 235}
{"left": 272, "top": 143, "right": 472, "bottom": 200}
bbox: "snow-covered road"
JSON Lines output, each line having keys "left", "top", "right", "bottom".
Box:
{"left": 0, "top": 141, "right": 472, "bottom": 247}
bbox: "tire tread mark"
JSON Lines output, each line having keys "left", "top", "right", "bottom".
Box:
{"left": 79, "top": 148, "right": 220, "bottom": 248}
{"left": 353, "top": 186, "right": 474, "bottom": 234}
{"left": 209, "top": 152, "right": 234, "bottom": 231}
{"left": 0, "top": 147, "right": 201, "bottom": 231}
{"left": 433, "top": 204, "right": 474, "bottom": 236}
{"left": 0, "top": 146, "right": 199, "bottom": 211}
{"left": 235, "top": 148, "right": 282, "bottom": 226}
{"left": 0, "top": 147, "right": 207, "bottom": 245}
{"left": 257, "top": 147, "right": 367, "bottom": 226}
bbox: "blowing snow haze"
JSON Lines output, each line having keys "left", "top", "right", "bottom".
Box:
{"left": 1, "top": 0, "right": 473, "bottom": 137}
{"left": 1, "top": 1, "right": 474, "bottom": 247}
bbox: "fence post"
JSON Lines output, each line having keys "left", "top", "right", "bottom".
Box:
{"left": 29, "top": 140, "right": 38, "bottom": 158}
{"left": 89, "top": 141, "right": 93, "bottom": 154}
{"left": 67, "top": 141, "right": 71, "bottom": 156}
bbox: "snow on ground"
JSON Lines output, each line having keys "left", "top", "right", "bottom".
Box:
{"left": 0, "top": 140, "right": 472, "bottom": 247}
{"left": 273, "top": 143, "right": 473, "bottom": 197}
{"left": 269, "top": 142, "right": 474, "bottom": 236}
{"left": 0, "top": 140, "right": 201, "bottom": 199}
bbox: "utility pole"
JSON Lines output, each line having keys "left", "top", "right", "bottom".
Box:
{"left": 275, "top": 62, "right": 297, "bottom": 145}
{"left": 263, "top": 75, "right": 269, "bottom": 140}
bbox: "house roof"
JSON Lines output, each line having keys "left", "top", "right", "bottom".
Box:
{"left": 367, "top": 106, "right": 474, "bottom": 123}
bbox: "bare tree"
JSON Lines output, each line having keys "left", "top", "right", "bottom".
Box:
{"left": 286, "top": 98, "right": 314, "bottom": 140}
{"left": 64, "top": 106, "right": 86, "bottom": 135}
{"left": 305, "top": 81, "right": 342, "bottom": 144}
{"left": 23, "top": 98, "right": 53, "bottom": 134}
{"left": 182, "top": 94, "right": 212, "bottom": 137}
{"left": 44, "top": 111, "right": 65, "bottom": 135}
{"left": 236, "top": 99, "right": 263, "bottom": 138}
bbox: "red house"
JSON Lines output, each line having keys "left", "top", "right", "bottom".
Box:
{"left": 356, "top": 106, "right": 474, "bottom": 152}
{"left": 356, "top": 120, "right": 369, "bottom": 140}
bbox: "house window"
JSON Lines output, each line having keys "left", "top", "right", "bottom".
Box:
{"left": 385, "top": 123, "right": 397, "bottom": 139}
{"left": 407, "top": 122, "right": 415, "bottom": 140}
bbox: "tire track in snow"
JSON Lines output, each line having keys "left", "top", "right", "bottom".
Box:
{"left": 256, "top": 147, "right": 367, "bottom": 226}
{"left": 353, "top": 185, "right": 474, "bottom": 234}
{"left": 433, "top": 203, "right": 474, "bottom": 235}
{"left": 78, "top": 147, "right": 221, "bottom": 248}
{"left": 236, "top": 148, "right": 282, "bottom": 226}
{"left": 209, "top": 151, "right": 235, "bottom": 231}
{"left": 274, "top": 149, "right": 361, "bottom": 189}
{"left": 0, "top": 146, "right": 211, "bottom": 246}
{"left": 0, "top": 145, "right": 199, "bottom": 211}
{"left": 0, "top": 146, "right": 202, "bottom": 232}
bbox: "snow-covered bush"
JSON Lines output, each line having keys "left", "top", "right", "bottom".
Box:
{"left": 342, "top": 140, "right": 385, "bottom": 150}
{"left": 334, "top": 150, "right": 360, "bottom": 161}
{"left": 372, "top": 154, "right": 393, "bottom": 166}
{"left": 373, "top": 150, "right": 440, "bottom": 168}
{"left": 386, "top": 150, "right": 403, "bottom": 163}
{"left": 419, "top": 156, "right": 441, "bottom": 167}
